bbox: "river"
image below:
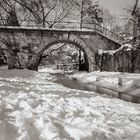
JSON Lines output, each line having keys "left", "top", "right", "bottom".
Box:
{"left": 53, "top": 73, "right": 140, "bottom": 103}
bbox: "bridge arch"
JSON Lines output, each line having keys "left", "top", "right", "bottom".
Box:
{"left": 35, "top": 39, "right": 94, "bottom": 72}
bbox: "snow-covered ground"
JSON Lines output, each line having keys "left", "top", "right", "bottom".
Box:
{"left": 0, "top": 67, "right": 140, "bottom": 140}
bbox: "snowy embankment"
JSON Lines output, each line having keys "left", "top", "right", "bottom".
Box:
{"left": 69, "top": 71, "right": 140, "bottom": 102}
{"left": 0, "top": 67, "right": 140, "bottom": 140}
{"left": 69, "top": 71, "right": 140, "bottom": 86}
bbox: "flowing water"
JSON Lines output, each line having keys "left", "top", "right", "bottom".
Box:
{"left": 53, "top": 73, "right": 140, "bottom": 103}
{"left": 54, "top": 73, "right": 95, "bottom": 91}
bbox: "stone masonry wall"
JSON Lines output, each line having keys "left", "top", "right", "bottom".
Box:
{"left": 96, "top": 44, "right": 140, "bottom": 73}
{"left": 0, "top": 29, "right": 121, "bottom": 71}
{"left": 0, "top": 50, "right": 7, "bottom": 66}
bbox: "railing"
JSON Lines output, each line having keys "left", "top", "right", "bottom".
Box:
{"left": 82, "top": 23, "right": 124, "bottom": 44}
{"left": 56, "top": 63, "right": 79, "bottom": 71}
{"left": 0, "top": 19, "right": 124, "bottom": 43}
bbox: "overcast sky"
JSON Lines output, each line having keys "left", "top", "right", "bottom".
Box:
{"left": 99, "top": 0, "right": 137, "bottom": 17}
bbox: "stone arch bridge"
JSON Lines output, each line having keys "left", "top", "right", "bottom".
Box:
{"left": 0, "top": 26, "right": 123, "bottom": 71}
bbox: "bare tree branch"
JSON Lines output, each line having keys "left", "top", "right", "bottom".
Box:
{"left": 41, "top": 43, "right": 66, "bottom": 58}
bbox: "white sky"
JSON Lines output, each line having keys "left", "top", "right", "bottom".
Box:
{"left": 99, "top": 0, "right": 137, "bottom": 17}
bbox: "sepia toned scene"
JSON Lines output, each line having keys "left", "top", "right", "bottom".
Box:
{"left": 0, "top": 0, "right": 140, "bottom": 140}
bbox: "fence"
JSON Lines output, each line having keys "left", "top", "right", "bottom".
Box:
{"left": 56, "top": 63, "right": 79, "bottom": 71}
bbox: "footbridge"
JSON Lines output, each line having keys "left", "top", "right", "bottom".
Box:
{"left": 0, "top": 22, "right": 124, "bottom": 71}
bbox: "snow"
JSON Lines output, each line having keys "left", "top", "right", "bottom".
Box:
{"left": 70, "top": 71, "right": 140, "bottom": 88}
{"left": 0, "top": 67, "right": 140, "bottom": 140}
{"left": 98, "top": 44, "right": 133, "bottom": 55}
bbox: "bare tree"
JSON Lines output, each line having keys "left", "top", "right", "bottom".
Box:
{"left": 0, "top": 33, "right": 22, "bottom": 69}
{"left": 0, "top": 0, "right": 20, "bottom": 26}
{"left": 122, "top": 0, "right": 140, "bottom": 38}
{"left": 13, "top": 0, "right": 77, "bottom": 28}
{"left": 0, "top": 1, "right": 21, "bottom": 68}
{"left": 83, "top": 1, "right": 103, "bottom": 25}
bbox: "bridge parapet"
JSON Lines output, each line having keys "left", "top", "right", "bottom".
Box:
{"left": 0, "top": 20, "right": 122, "bottom": 71}
{"left": 0, "top": 19, "right": 124, "bottom": 44}
{"left": 82, "top": 24, "right": 124, "bottom": 44}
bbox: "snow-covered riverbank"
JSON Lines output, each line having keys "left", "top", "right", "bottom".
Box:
{"left": 0, "top": 67, "right": 140, "bottom": 140}
{"left": 69, "top": 71, "right": 140, "bottom": 102}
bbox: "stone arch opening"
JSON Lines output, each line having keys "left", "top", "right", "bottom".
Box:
{"left": 38, "top": 40, "right": 90, "bottom": 72}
